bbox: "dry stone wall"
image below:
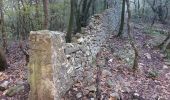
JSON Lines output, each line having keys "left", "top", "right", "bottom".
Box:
{"left": 64, "top": 0, "right": 121, "bottom": 80}
{"left": 28, "top": 2, "right": 121, "bottom": 100}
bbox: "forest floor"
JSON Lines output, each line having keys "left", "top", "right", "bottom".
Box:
{"left": 0, "top": 22, "right": 170, "bottom": 100}
{"left": 0, "top": 42, "right": 29, "bottom": 100}
{"left": 64, "top": 22, "right": 170, "bottom": 100}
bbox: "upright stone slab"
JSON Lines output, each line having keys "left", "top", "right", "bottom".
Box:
{"left": 28, "top": 30, "right": 73, "bottom": 100}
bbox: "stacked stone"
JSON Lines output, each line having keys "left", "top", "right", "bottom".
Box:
{"left": 28, "top": 3, "right": 122, "bottom": 99}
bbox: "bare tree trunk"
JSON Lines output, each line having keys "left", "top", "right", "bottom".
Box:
{"left": 75, "top": 0, "right": 81, "bottom": 33}
{"left": 42, "top": 0, "right": 49, "bottom": 29}
{"left": 137, "top": 0, "right": 140, "bottom": 16}
{"left": 0, "top": 0, "right": 7, "bottom": 52}
{"left": 117, "top": 0, "right": 126, "bottom": 37}
{"left": 96, "top": 52, "right": 101, "bottom": 100}
{"left": 92, "top": 0, "right": 96, "bottom": 15}
{"left": 81, "top": 0, "right": 93, "bottom": 27}
{"left": 104, "top": 0, "right": 108, "bottom": 10}
{"left": 0, "top": 48, "right": 7, "bottom": 71}
{"left": 0, "top": 2, "right": 7, "bottom": 59}
{"left": 158, "top": 32, "right": 170, "bottom": 51}
{"left": 126, "top": 0, "right": 139, "bottom": 70}
{"left": 35, "top": 0, "right": 41, "bottom": 29}
{"left": 66, "top": 0, "right": 74, "bottom": 43}
{"left": 141, "top": 0, "right": 145, "bottom": 16}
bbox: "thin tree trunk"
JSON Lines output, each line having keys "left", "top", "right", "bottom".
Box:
{"left": 42, "top": 0, "right": 49, "bottom": 29}
{"left": 0, "top": 48, "right": 7, "bottom": 71}
{"left": 81, "top": 0, "right": 93, "bottom": 27}
{"left": 117, "top": 0, "right": 126, "bottom": 37}
{"left": 92, "top": 0, "right": 96, "bottom": 15}
{"left": 0, "top": 0, "right": 7, "bottom": 52}
{"left": 104, "top": 0, "right": 107, "bottom": 10}
{"left": 75, "top": 0, "right": 81, "bottom": 33}
{"left": 96, "top": 52, "right": 101, "bottom": 100}
{"left": 66, "top": 0, "right": 74, "bottom": 43}
{"left": 137, "top": 0, "right": 140, "bottom": 16}
{"left": 126, "top": 0, "right": 139, "bottom": 70}
{"left": 35, "top": 0, "right": 41, "bottom": 29}
{"left": 158, "top": 32, "right": 170, "bottom": 51}
{"left": 141, "top": 0, "right": 145, "bottom": 16}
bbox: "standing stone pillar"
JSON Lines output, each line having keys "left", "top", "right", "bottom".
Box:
{"left": 28, "top": 30, "right": 73, "bottom": 100}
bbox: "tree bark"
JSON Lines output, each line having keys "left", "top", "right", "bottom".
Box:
{"left": 81, "top": 0, "right": 93, "bottom": 27}
{"left": 158, "top": 32, "right": 170, "bottom": 51}
{"left": 42, "top": 0, "right": 49, "bottom": 29}
{"left": 0, "top": 48, "right": 7, "bottom": 71}
{"left": 35, "top": 0, "right": 41, "bottom": 29}
{"left": 92, "top": 0, "right": 96, "bottom": 15}
{"left": 141, "top": 0, "right": 145, "bottom": 16}
{"left": 0, "top": 0, "right": 7, "bottom": 52}
{"left": 117, "top": 0, "right": 126, "bottom": 37}
{"left": 137, "top": 0, "right": 140, "bottom": 16}
{"left": 66, "top": 0, "right": 74, "bottom": 43}
{"left": 126, "top": 0, "right": 139, "bottom": 70}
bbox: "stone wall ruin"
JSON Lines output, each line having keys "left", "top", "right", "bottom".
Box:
{"left": 28, "top": 2, "right": 121, "bottom": 99}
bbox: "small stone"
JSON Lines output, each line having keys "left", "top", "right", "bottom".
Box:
{"left": 76, "top": 92, "right": 82, "bottom": 99}
{"left": 5, "top": 85, "right": 25, "bottom": 97}
{"left": 72, "top": 88, "right": 78, "bottom": 91}
{"left": 83, "top": 89, "right": 89, "bottom": 96}
{"left": 82, "top": 62, "right": 86, "bottom": 67}
{"left": 16, "top": 81, "right": 24, "bottom": 85}
{"left": 85, "top": 85, "right": 96, "bottom": 92}
{"left": 160, "top": 53, "right": 167, "bottom": 58}
{"left": 123, "top": 87, "right": 130, "bottom": 93}
{"left": 158, "top": 96, "right": 166, "bottom": 100}
{"left": 108, "top": 59, "right": 113, "bottom": 63}
{"left": 66, "top": 55, "right": 71, "bottom": 59}
{"left": 0, "top": 81, "right": 9, "bottom": 90}
{"left": 132, "top": 92, "right": 141, "bottom": 99}
{"left": 144, "top": 53, "right": 151, "bottom": 59}
{"left": 106, "top": 79, "right": 116, "bottom": 87}
{"left": 77, "top": 37, "right": 84, "bottom": 43}
{"left": 86, "top": 51, "right": 91, "bottom": 56}
{"left": 90, "top": 98, "right": 95, "bottom": 100}
{"left": 126, "top": 58, "right": 130, "bottom": 62}
{"left": 102, "top": 70, "right": 112, "bottom": 77}
{"left": 133, "top": 93, "right": 140, "bottom": 97}
{"left": 165, "top": 73, "right": 170, "bottom": 80}
{"left": 164, "top": 61, "right": 170, "bottom": 65}
{"left": 67, "top": 66, "right": 74, "bottom": 74}
{"left": 163, "top": 65, "right": 168, "bottom": 69}
{"left": 0, "top": 72, "right": 3, "bottom": 76}
{"left": 65, "top": 47, "right": 80, "bottom": 54}
{"left": 138, "top": 64, "right": 144, "bottom": 73}
{"left": 109, "top": 93, "right": 120, "bottom": 100}
{"left": 75, "top": 33, "right": 82, "bottom": 38}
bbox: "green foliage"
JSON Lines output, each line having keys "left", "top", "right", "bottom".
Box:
{"left": 3, "top": 0, "right": 71, "bottom": 40}
{"left": 49, "top": 2, "right": 70, "bottom": 31}
{"left": 3, "top": 0, "right": 111, "bottom": 40}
